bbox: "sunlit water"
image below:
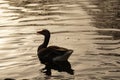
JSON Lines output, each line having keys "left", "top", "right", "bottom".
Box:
{"left": 0, "top": 0, "right": 120, "bottom": 80}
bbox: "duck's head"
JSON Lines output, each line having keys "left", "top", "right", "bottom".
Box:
{"left": 37, "top": 29, "right": 50, "bottom": 36}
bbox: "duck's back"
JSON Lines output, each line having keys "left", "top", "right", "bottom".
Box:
{"left": 47, "top": 46, "right": 69, "bottom": 55}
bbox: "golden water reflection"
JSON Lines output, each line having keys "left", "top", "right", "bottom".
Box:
{"left": 0, "top": 0, "right": 120, "bottom": 80}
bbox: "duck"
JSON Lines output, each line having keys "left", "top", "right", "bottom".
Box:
{"left": 37, "top": 29, "right": 74, "bottom": 75}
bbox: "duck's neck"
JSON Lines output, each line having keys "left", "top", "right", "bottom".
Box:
{"left": 37, "top": 32, "right": 50, "bottom": 53}
{"left": 42, "top": 34, "right": 50, "bottom": 48}
{"left": 38, "top": 33, "right": 50, "bottom": 51}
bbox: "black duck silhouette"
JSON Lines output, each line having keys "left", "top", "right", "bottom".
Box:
{"left": 37, "top": 29, "right": 74, "bottom": 75}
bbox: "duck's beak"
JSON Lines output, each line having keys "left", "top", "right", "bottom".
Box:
{"left": 37, "top": 31, "right": 42, "bottom": 34}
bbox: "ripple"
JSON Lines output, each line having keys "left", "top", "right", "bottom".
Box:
{"left": 0, "top": 0, "right": 120, "bottom": 79}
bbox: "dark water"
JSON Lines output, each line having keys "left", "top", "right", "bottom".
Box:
{"left": 0, "top": 0, "right": 120, "bottom": 80}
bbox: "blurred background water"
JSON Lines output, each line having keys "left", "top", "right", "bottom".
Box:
{"left": 0, "top": 0, "right": 120, "bottom": 80}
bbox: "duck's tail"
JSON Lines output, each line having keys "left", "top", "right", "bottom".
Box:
{"left": 53, "top": 49, "right": 73, "bottom": 61}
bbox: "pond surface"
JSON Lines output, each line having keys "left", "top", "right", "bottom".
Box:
{"left": 0, "top": 0, "right": 120, "bottom": 80}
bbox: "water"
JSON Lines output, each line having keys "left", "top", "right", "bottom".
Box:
{"left": 0, "top": 0, "right": 120, "bottom": 80}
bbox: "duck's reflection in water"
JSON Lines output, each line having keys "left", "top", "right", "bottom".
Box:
{"left": 41, "top": 60, "right": 74, "bottom": 76}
